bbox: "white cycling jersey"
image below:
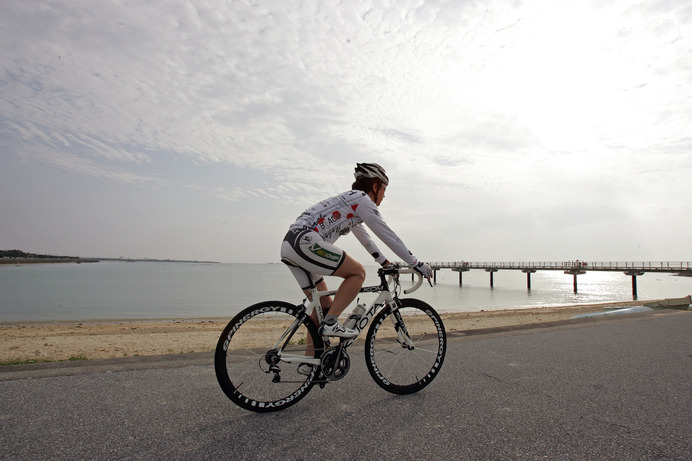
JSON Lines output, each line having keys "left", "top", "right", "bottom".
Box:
{"left": 289, "top": 190, "right": 418, "bottom": 266}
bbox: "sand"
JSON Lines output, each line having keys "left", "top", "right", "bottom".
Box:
{"left": 0, "top": 300, "right": 660, "bottom": 364}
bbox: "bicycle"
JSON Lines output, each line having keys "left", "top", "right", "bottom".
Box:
{"left": 214, "top": 264, "right": 447, "bottom": 412}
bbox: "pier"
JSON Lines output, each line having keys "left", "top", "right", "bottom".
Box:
{"left": 426, "top": 261, "right": 692, "bottom": 298}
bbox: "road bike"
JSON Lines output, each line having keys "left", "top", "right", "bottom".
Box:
{"left": 214, "top": 264, "right": 446, "bottom": 412}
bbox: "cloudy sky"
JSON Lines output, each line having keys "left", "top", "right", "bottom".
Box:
{"left": 1, "top": 0, "right": 690, "bottom": 264}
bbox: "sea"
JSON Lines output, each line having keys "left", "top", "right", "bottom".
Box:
{"left": 1, "top": 261, "right": 691, "bottom": 322}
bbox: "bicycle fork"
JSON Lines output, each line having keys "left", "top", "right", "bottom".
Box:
{"left": 390, "top": 300, "right": 415, "bottom": 350}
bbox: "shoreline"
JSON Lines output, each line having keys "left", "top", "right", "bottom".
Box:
{"left": 0, "top": 298, "right": 666, "bottom": 326}
{"left": 0, "top": 299, "right": 679, "bottom": 364}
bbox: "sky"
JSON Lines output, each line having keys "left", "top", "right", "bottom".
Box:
{"left": 1, "top": 0, "right": 691, "bottom": 264}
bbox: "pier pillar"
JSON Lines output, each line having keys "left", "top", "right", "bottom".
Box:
{"left": 573, "top": 274, "right": 578, "bottom": 293}
{"left": 452, "top": 267, "right": 469, "bottom": 287}
{"left": 433, "top": 270, "right": 437, "bottom": 285}
{"left": 625, "top": 271, "right": 645, "bottom": 299}
{"left": 564, "top": 270, "right": 586, "bottom": 294}
{"left": 485, "top": 269, "right": 498, "bottom": 288}
{"left": 522, "top": 269, "right": 537, "bottom": 291}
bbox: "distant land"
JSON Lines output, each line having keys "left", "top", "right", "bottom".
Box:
{"left": 0, "top": 250, "right": 218, "bottom": 265}
{"left": 97, "top": 257, "right": 219, "bottom": 264}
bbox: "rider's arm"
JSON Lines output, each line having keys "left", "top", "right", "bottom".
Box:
{"left": 352, "top": 225, "right": 389, "bottom": 266}
{"left": 356, "top": 198, "right": 419, "bottom": 267}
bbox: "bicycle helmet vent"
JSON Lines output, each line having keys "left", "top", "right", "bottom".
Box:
{"left": 354, "top": 163, "right": 389, "bottom": 185}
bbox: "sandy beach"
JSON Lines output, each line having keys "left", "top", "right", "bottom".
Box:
{"left": 0, "top": 300, "right": 666, "bottom": 364}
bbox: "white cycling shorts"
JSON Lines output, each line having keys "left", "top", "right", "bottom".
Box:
{"left": 280, "top": 228, "right": 346, "bottom": 289}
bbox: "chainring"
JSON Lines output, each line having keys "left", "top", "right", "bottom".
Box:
{"left": 320, "top": 347, "right": 350, "bottom": 381}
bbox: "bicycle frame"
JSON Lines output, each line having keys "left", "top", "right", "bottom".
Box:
{"left": 275, "top": 267, "right": 422, "bottom": 367}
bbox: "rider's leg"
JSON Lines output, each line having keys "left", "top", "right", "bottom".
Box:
{"left": 300, "top": 257, "right": 364, "bottom": 360}
{"left": 305, "top": 278, "right": 331, "bottom": 327}
{"left": 325, "top": 254, "right": 366, "bottom": 319}
{"left": 302, "top": 279, "right": 331, "bottom": 359}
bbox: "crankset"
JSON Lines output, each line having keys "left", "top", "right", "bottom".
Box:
{"left": 320, "top": 345, "right": 350, "bottom": 381}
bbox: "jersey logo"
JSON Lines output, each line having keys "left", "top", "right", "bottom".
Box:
{"left": 308, "top": 243, "right": 341, "bottom": 262}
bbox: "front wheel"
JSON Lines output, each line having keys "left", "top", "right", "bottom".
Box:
{"left": 365, "top": 298, "right": 446, "bottom": 394}
{"left": 214, "top": 301, "right": 323, "bottom": 412}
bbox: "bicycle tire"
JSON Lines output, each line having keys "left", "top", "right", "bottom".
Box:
{"left": 215, "top": 301, "right": 323, "bottom": 412}
{"left": 364, "top": 298, "right": 446, "bottom": 394}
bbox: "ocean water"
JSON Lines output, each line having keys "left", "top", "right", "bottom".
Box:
{"left": 1, "top": 261, "right": 691, "bottom": 322}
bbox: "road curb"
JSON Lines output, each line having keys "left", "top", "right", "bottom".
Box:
{"left": 0, "top": 351, "right": 213, "bottom": 381}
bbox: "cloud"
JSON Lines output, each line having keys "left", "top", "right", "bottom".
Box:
{"left": 1, "top": 0, "right": 691, "bottom": 261}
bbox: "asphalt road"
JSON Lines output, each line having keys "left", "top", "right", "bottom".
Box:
{"left": 1, "top": 310, "right": 690, "bottom": 460}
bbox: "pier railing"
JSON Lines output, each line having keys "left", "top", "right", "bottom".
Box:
{"left": 421, "top": 261, "right": 692, "bottom": 298}
{"left": 429, "top": 261, "right": 692, "bottom": 273}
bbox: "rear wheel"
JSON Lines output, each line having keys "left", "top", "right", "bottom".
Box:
{"left": 214, "top": 301, "right": 323, "bottom": 412}
{"left": 365, "top": 298, "right": 446, "bottom": 394}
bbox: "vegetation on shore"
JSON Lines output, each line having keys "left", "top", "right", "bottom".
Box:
{"left": 0, "top": 250, "right": 218, "bottom": 265}
{"left": 1, "top": 249, "right": 76, "bottom": 259}
{"left": 0, "top": 249, "right": 97, "bottom": 265}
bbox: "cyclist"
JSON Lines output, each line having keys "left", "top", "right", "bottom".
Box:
{"left": 280, "top": 163, "right": 433, "bottom": 340}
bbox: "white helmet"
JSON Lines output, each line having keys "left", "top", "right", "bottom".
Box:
{"left": 354, "top": 163, "right": 389, "bottom": 185}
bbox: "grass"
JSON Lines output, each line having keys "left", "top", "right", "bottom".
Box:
{"left": 0, "top": 355, "right": 89, "bottom": 366}
{"left": 287, "top": 337, "right": 307, "bottom": 346}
